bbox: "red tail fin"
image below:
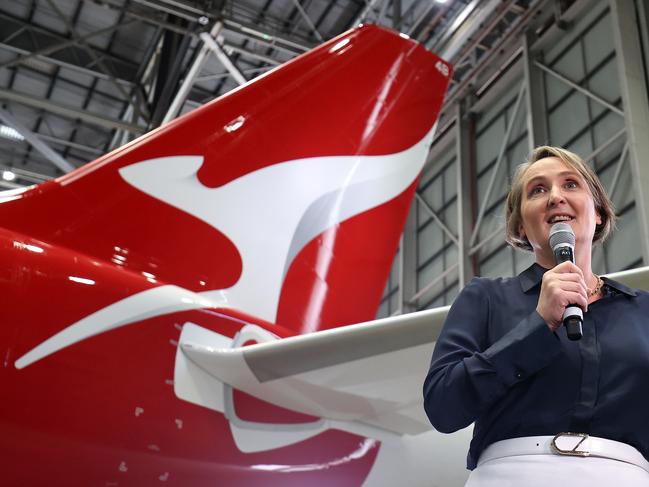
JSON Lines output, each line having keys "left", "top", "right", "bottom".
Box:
{"left": 0, "top": 25, "right": 451, "bottom": 333}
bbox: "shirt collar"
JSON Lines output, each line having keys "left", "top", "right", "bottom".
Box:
{"left": 519, "top": 262, "right": 547, "bottom": 293}
{"left": 601, "top": 276, "right": 637, "bottom": 296}
{"left": 518, "top": 262, "right": 638, "bottom": 297}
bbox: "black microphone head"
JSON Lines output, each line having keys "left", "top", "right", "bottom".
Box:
{"left": 549, "top": 222, "right": 575, "bottom": 249}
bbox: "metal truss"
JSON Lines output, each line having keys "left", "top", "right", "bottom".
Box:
{"left": 1, "top": 0, "right": 549, "bottom": 186}
{"left": 2, "top": 0, "right": 645, "bottom": 315}
{"left": 388, "top": 0, "right": 649, "bottom": 315}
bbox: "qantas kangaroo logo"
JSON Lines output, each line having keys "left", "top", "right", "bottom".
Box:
{"left": 14, "top": 128, "right": 434, "bottom": 370}
{"left": 3, "top": 25, "right": 465, "bottom": 487}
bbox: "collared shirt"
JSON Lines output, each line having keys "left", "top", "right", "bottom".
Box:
{"left": 423, "top": 263, "right": 649, "bottom": 469}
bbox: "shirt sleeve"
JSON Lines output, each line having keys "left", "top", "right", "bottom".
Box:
{"left": 422, "top": 277, "right": 562, "bottom": 433}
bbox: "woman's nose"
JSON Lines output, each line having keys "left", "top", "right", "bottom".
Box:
{"left": 547, "top": 186, "right": 565, "bottom": 206}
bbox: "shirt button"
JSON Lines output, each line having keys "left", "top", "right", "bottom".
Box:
{"left": 515, "top": 371, "right": 523, "bottom": 379}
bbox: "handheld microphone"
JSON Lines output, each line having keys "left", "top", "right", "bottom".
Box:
{"left": 548, "top": 223, "right": 583, "bottom": 340}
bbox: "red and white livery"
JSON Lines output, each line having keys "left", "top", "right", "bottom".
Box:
{"left": 0, "top": 25, "right": 472, "bottom": 486}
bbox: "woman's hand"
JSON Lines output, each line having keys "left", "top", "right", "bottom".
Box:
{"left": 536, "top": 261, "right": 588, "bottom": 332}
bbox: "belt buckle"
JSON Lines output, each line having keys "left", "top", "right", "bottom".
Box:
{"left": 552, "top": 432, "right": 590, "bottom": 457}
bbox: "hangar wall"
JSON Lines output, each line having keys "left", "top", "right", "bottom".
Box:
{"left": 379, "top": 0, "right": 649, "bottom": 318}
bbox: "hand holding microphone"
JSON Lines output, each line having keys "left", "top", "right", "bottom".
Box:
{"left": 536, "top": 223, "right": 587, "bottom": 339}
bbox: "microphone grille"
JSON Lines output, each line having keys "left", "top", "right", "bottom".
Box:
{"left": 549, "top": 222, "right": 575, "bottom": 248}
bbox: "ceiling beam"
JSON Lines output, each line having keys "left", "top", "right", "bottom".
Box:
{"left": 43, "top": 0, "right": 135, "bottom": 106}
{"left": 0, "top": 12, "right": 139, "bottom": 77}
{"left": 162, "top": 21, "right": 223, "bottom": 125}
{"left": 0, "top": 42, "right": 134, "bottom": 87}
{"left": 290, "top": 0, "right": 324, "bottom": 42}
{"left": 0, "top": 87, "right": 144, "bottom": 134}
{"left": 199, "top": 31, "right": 247, "bottom": 86}
{"left": 0, "top": 107, "right": 74, "bottom": 172}
{"left": 222, "top": 18, "right": 312, "bottom": 53}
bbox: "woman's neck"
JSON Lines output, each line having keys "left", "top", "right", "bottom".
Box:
{"left": 535, "top": 245, "right": 596, "bottom": 286}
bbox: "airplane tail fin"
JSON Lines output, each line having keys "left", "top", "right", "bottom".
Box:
{"left": 0, "top": 25, "right": 451, "bottom": 333}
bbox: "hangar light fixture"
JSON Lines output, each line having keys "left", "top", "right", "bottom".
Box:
{"left": 0, "top": 124, "right": 24, "bottom": 141}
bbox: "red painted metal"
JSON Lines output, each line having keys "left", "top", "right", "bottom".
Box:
{"left": 0, "top": 25, "right": 451, "bottom": 486}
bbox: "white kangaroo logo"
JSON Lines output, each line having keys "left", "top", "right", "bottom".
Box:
{"left": 15, "top": 127, "right": 434, "bottom": 369}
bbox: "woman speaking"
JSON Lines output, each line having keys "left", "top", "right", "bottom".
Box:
{"left": 423, "top": 146, "right": 649, "bottom": 486}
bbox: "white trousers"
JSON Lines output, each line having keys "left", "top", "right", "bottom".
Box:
{"left": 465, "top": 436, "right": 649, "bottom": 487}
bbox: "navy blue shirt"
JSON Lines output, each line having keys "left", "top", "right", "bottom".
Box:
{"left": 423, "top": 263, "right": 649, "bottom": 469}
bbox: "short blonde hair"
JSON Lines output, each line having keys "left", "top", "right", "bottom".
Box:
{"left": 505, "top": 146, "right": 616, "bottom": 251}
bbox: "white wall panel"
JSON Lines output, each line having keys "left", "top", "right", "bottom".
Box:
{"left": 583, "top": 13, "right": 616, "bottom": 69}
{"left": 417, "top": 221, "right": 444, "bottom": 266}
{"left": 606, "top": 205, "right": 641, "bottom": 270}
{"left": 475, "top": 117, "right": 506, "bottom": 172}
{"left": 587, "top": 60, "right": 621, "bottom": 118}
{"left": 379, "top": 0, "right": 645, "bottom": 319}
{"left": 548, "top": 92, "right": 590, "bottom": 146}
{"left": 481, "top": 246, "right": 514, "bottom": 279}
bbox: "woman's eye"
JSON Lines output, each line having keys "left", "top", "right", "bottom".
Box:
{"left": 565, "top": 180, "right": 578, "bottom": 189}
{"left": 529, "top": 186, "right": 545, "bottom": 195}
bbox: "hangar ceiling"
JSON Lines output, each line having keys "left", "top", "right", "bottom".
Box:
{"left": 0, "top": 0, "right": 565, "bottom": 188}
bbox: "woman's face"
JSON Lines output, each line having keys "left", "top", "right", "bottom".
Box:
{"left": 519, "top": 156, "right": 601, "bottom": 256}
